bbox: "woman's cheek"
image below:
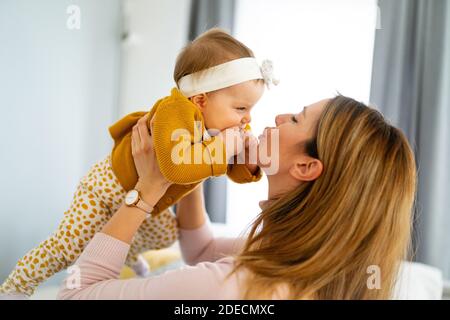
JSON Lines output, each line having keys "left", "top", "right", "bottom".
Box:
{"left": 275, "top": 129, "right": 291, "bottom": 158}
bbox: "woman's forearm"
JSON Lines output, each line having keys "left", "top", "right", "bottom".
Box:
{"left": 101, "top": 183, "right": 165, "bottom": 244}
{"left": 176, "top": 184, "right": 206, "bottom": 230}
{"left": 100, "top": 204, "right": 147, "bottom": 244}
{"left": 176, "top": 183, "right": 247, "bottom": 265}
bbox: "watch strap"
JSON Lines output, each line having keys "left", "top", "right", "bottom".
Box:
{"left": 135, "top": 199, "right": 153, "bottom": 216}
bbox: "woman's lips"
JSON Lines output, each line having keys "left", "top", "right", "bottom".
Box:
{"left": 258, "top": 128, "right": 267, "bottom": 140}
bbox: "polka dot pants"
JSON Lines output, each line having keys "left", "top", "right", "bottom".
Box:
{"left": 0, "top": 156, "right": 178, "bottom": 296}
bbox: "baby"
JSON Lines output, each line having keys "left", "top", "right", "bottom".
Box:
{"left": 0, "top": 28, "right": 277, "bottom": 297}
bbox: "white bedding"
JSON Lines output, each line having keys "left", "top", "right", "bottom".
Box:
{"left": 393, "top": 261, "right": 443, "bottom": 299}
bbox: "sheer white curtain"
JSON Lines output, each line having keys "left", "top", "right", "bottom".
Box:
{"left": 227, "top": 0, "right": 378, "bottom": 232}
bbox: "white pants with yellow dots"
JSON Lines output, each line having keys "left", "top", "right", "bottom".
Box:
{"left": 0, "top": 156, "right": 178, "bottom": 296}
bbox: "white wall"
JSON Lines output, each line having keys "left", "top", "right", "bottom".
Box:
{"left": 0, "top": 0, "right": 192, "bottom": 289}
{"left": 119, "top": 0, "right": 191, "bottom": 116}
{"left": 0, "top": 0, "right": 122, "bottom": 284}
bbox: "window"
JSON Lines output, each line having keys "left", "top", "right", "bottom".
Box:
{"left": 227, "top": 0, "right": 378, "bottom": 232}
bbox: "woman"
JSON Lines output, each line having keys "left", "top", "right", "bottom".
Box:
{"left": 57, "top": 95, "right": 416, "bottom": 300}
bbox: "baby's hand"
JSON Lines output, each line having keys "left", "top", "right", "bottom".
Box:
{"left": 241, "top": 130, "right": 260, "bottom": 174}
{"left": 243, "top": 130, "right": 259, "bottom": 151}
{"left": 217, "top": 126, "right": 245, "bottom": 160}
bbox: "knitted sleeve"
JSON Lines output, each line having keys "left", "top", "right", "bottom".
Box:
{"left": 151, "top": 100, "right": 228, "bottom": 184}
{"left": 227, "top": 163, "right": 263, "bottom": 184}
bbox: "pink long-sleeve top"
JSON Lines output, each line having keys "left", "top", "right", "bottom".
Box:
{"left": 57, "top": 217, "right": 271, "bottom": 300}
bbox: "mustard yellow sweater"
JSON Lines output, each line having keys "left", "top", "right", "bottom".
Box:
{"left": 109, "top": 88, "right": 262, "bottom": 215}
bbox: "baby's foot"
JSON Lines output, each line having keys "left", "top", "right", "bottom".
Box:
{"left": 0, "top": 292, "right": 29, "bottom": 300}
{"left": 131, "top": 255, "right": 151, "bottom": 278}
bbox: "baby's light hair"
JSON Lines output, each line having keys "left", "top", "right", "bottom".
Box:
{"left": 174, "top": 28, "right": 261, "bottom": 87}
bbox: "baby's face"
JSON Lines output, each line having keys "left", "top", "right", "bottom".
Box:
{"left": 199, "top": 80, "right": 265, "bottom": 132}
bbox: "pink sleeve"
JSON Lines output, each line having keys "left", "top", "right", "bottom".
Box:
{"left": 57, "top": 233, "right": 241, "bottom": 300}
{"left": 178, "top": 216, "right": 245, "bottom": 265}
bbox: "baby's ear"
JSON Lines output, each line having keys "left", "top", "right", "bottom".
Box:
{"left": 190, "top": 94, "right": 208, "bottom": 110}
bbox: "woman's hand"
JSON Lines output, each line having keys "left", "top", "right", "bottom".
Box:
{"left": 131, "top": 113, "right": 172, "bottom": 204}
{"left": 100, "top": 113, "right": 171, "bottom": 244}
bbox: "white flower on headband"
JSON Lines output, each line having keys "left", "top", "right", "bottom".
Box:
{"left": 260, "top": 60, "right": 280, "bottom": 89}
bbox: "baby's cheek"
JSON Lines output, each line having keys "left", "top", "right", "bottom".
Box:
{"left": 215, "top": 114, "right": 241, "bottom": 130}
{"left": 231, "top": 113, "right": 245, "bottom": 127}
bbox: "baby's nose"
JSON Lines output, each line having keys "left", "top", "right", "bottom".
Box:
{"left": 242, "top": 114, "right": 251, "bottom": 125}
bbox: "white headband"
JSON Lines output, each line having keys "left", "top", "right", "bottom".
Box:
{"left": 177, "top": 57, "right": 279, "bottom": 97}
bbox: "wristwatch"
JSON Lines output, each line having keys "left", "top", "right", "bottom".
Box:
{"left": 124, "top": 189, "right": 153, "bottom": 218}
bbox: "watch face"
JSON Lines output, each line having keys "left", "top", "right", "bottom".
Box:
{"left": 125, "top": 190, "right": 139, "bottom": 205}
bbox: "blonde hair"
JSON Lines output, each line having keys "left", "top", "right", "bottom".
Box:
{"left": 173, "top": 28, "right": 259, "bottom": 86}
{"left": 233, "top": 95, "right": 417, "bottom": 299}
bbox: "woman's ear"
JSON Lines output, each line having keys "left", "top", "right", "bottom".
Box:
{"left": 289, "top": 157, "right": 323, "bottom": 182}
{"left": 190, "top": 93, "right": 208, "bottom": 110}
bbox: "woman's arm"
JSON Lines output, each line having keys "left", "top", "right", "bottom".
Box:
{"left": 100, "top": 183, "right": 164, "bottom": 244}
{"left": 176, "top": 184, "right": 245, "bottom": 265}
{"left": 57, "top": 115, "right": 240, "bottom": 300}
{"left": 57, "top": 230, "right": 241, "bottom": 299}
{"left": 102, "top": 116, "right": 171, "bottom": 244}
{"left": 176, "top": 184, "right": 206, "bottom": 230}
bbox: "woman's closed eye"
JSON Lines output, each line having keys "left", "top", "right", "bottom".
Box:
{"left": 236, "top": 107, "right": 247, "bottom": 111}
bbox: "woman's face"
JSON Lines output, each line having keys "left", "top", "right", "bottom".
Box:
{"left": 258, "top": 99, "right": 328, "bottom": 177}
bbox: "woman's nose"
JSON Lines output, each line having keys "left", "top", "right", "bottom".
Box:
{"left": 275, "top": 114, "right": 289, "bottom": 126}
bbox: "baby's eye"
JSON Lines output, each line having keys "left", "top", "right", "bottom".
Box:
{"left": 291, "top": 115, "right": 298, "bottom": 123}
{"left": 236, "top": 107, "right": 247, "bottom": 111}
